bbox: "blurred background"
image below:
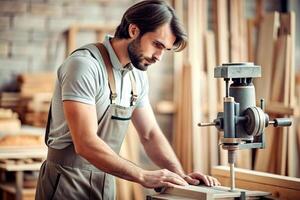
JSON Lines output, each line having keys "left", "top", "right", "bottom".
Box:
{"left": 0, "top": 0, "right": 299, "bottom": 199}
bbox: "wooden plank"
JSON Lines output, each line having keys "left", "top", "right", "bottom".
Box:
{"left": 271, "top": 35, "right": 289, "bottom": 102}
{"left": 254, "top": 126, "right": 276, "bottom": 172}
{"left": 172, "top": 0, "right": 184, "bottom": 164}
{"left": 279, "top": 12, "right": 296, "bottom": 106}
{"left": 180, "top": 63, "right": 193, "bottom": 173}
{"left": 265, "top": 101, "right": 297, "bottom": 116}
{"left": 212, "top": 165, "right": 300, "bottom": 199}
{"left": 254, "top": 12, "right": 280, "bottom": 101}
{"left": 270, "top": 35, "right": 290, "bottom": 175}
{"left": 66, "top": 26, "right": 78, "bottom": 55}
{"left": 187, "top": 0, "right": 206, "bottom": 173}
{"left": 213, "top": 0, "right": 229, "bottom": 65}
{"left": 150, "top": 185, "right": 269, "bottom": 200}
{"left": 229, "top": 0, "right": 240, "bottom": 62}
{"left": 212, "top": 0, "right": 229, "bottom": 166}
{"left": 247, "top": 19, "right": 255, "bottom": 62}
{"left": 204, "top": 31, "right": 218, "bottom": 171}
{"left": 0, "top": 146, "right": 47, "bottom": 160}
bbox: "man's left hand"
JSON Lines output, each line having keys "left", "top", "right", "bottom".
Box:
{"left": 182, "top": 172, "right": 221, "bottom": 187}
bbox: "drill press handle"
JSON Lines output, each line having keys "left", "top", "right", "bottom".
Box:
{"left": 269, "top": 118, "right": 292, "bottom": 127}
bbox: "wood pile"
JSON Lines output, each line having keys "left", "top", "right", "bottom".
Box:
{"left": 21, "top": 93, "right": 52, "bottom": 127}
{"left": 0, "top": 73, "right": 54, "bottom": 127}
{"left": 0, "top": 109, "right": 21, "bottom": 134}
{"left": 0, "top": 134, "right": 43, "bottom": 147}
{"left": 17, "top": 73, "right": 55, "bottom": 97}
{"left": 253, "top": 11, "right": 297, "bottom": 177}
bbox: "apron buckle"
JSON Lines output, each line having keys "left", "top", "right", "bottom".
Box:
{"left": 130, "top": 94, "right": 138, "bottom": 106}
{"left": 111, "top": 93, "right": 117, "bottom": 104}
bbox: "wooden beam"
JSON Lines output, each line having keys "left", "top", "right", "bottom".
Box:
{"left": 204, "top": 31, "right": 218, "bottom": 171}
{"left": 212, "top": 165, "right": 300, "bottom": 199}
{"left": 212, "top": 0, "right": 229, "bottom": 166}
{"left": 254, "top": 12, "right": 280, "bottom": 101}
{"left": 148, "top": 184, "right": 269, "bottom": 199}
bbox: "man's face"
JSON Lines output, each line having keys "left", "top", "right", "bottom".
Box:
{"left": 128, "top": 23, "right": 176, "bottom": 71}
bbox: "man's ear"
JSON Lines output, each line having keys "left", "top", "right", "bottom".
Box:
{"left": 128, "top": 24, "right": 140, "bottom": 39}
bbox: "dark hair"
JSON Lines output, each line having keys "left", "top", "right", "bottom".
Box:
{"left": 114, "top": 0, "right": 187, "bottom": 51}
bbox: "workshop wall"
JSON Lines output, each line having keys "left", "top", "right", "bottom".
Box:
{"left": 0, "top": 0, "right": 134, "bottom": 91}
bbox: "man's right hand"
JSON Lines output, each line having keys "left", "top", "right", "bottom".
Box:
{"left": 138, "top": 169, "right": 188, "bottom": 188}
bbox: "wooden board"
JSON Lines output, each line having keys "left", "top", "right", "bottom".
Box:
{"left": 65, "top": 23, "right": 116, "bottom": 56}
{"left": 254, "top": 12, "right": 280, "bottom": 101}
{"left": 204, "top": 32, "right": 218, "bottom": 171}
{"left": 148, "top": 185, "right": 270, "bottom": 200}
{"left": 0, "top": 146, "right": 47, "bottom": 160}
{"left": 212, "top": 165, "right": 300, "bottom": 200}
{"left": 212, "top": 0, "right": 229, "bottom": 166}
{"left": 186, "top": 0, "right": 207, "bottom": 173}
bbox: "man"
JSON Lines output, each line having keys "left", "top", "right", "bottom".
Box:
{"left": 35, "top": 0, "right": 220, "bottom": 199}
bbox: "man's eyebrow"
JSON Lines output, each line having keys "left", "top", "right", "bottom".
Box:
{"left": 155, "top": 40, "right": 172, "bottom": 50}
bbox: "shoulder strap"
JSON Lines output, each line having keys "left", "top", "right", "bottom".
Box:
{"left": 95, "top": 43, "right": 117, "bottom": 104}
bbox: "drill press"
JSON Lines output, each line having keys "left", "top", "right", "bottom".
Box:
{"left": 198, "top": 62, "right": 292, "bottom": 192}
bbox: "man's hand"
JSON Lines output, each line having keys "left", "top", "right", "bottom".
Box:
{"left": 139, "top": 169, "right": 188, "bottom": 189}
{"left": 183, "top": 172, "right": 221, "bottom": 187}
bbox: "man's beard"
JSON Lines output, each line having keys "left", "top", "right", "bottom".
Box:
{"left": 127, "top": 37, "right": 156, "bottom": 71}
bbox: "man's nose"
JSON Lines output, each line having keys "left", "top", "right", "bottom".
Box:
{"left": 153, "top": 49, "right": 164, "bottom": 61}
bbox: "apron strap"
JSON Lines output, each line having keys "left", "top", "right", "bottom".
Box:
{"left": 95, "top": 43, "right": 118, "bottom": 104}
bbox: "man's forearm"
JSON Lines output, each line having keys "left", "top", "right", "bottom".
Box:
{"left": 76, "top": 134, "right": 143, "bottom": 183}
{"left": 142, "top": 128, "right": 185, "bottom": 176}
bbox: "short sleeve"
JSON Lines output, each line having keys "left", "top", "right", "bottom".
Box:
{"left": 58, "top": 56, "right": 99, "bottom": 105}
{"left": 135, "top": 71, "right": 150, "bottom": 108}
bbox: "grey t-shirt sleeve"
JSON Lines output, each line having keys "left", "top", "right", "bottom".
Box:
{"left": 135, "top": 71, "right": 150, "bottom": 108}
{"left": 58, "top": 55, "right": 99, "bottom": 105}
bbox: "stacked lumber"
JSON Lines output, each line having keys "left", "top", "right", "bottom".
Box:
{"left": 0, "top": 93, "right": 20, "bottom": 110}
{"left": 0, "top": 73, "right": 54, "bottom": 127}
{"left": 0, "top": 134, "right": 43, "bottom": 147}
{"left": 17, "top": 73, "right": 55, "bottom": 97}
{"left": 254, "top": 11, "right": 297, "bottom": 177}
{"left": 22, "top": 93, "right": 52, "bottom": 127}
{"left": 0, "top": 109, "right": 21, "bottom": 134}
{"left": 14, "top": 73, "right": 55, "bottom": 127}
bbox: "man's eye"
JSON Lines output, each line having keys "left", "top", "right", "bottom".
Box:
{"left": 153, "top": 42, "right": 163, "bottom": 49}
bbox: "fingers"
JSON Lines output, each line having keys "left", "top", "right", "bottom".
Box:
{"left": 188, "top": 172, "right": 221, "bottom": 187}
{"left": 212, "top": 177, "right": 221, "bottom": 186}
{"left": 183, "top": 175, "right": 200, "bottom": 185}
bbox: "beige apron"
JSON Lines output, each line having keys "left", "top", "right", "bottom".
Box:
{"left": 35, "top": 43, "right": 137, "bottom": 200}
